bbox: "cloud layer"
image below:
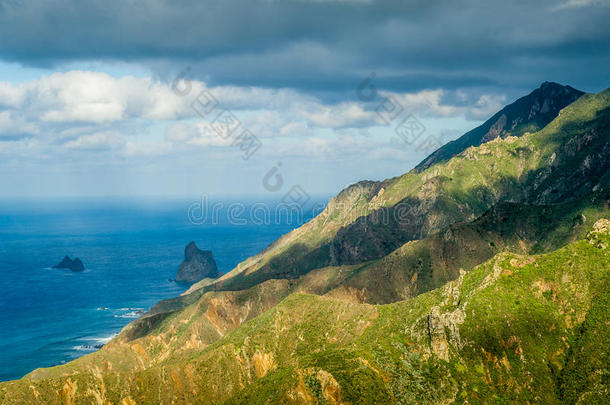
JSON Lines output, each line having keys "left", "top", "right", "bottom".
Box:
{"left": 0, "top": 0, "right": 608, "bottom": 94}
{"left": 0, "top": 69, "right": 497, "bottom": 196}
{"left": 0, "top": 69, "right": 503, "bottom": 147}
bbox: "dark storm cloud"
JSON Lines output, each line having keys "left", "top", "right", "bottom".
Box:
{"left": 1, "top": 0, "right": 609, "bottom": 95}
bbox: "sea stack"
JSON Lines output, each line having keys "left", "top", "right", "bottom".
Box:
{"left": 53, "top": 256, "right": 85, "bottom": 272}
{"left": 175, "top": 242, "right": 220, "bottom": 283}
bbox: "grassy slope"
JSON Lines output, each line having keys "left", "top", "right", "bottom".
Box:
{"left": 86, "top": 193, "right": 606, "bottom": 373}
{"left": 1, "top": 220, "right": 608, "bottom": 404}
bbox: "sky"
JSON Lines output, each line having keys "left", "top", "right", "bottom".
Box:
{"left": 0, "top": 0, "right": 609, "bottom": 198}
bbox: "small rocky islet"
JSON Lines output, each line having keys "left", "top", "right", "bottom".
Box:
{"left": 52, "top": 256, "right": 85, "bottom": 272}
{"left": 174, "top": 241, "right": 220, "bottom": 283}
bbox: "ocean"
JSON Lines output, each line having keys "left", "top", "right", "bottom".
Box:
{"left": 0, "top": 197, "right": 320, "bottom": 382}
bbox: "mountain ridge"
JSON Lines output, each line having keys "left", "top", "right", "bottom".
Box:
{"left": 177, "top": 86, "right": 608, "bottom": 302}
{"left": 415, "top": 81, "right": 585, "bottom": 171}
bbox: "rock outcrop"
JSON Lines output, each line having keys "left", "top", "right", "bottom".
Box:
{"left": 587, "top": 218, "right": 610, "bottom": 249}
{"left": 53, "top": 256, "right": 85, "bottom": 272}
{"left": 175, "top": 242, "right": 220, "bottom": 283}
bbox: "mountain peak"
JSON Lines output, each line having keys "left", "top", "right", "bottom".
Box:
{"left": 185, "top": 241, "right": 199, "bottom": 259}
{"left": 536, "top": 81, "right": 582, "bottom": 97}
{"left": 415, "top": 82, "right": 585, "bottom": 171}
{"left": 539, "top": 80, "right": 561, "bottom": 89}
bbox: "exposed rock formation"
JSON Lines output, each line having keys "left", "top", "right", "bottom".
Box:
{"left": 53, "top": 256, "right": 85, "bottom": 272}
{"left": 175, "top": 242, "right": 220, "bottom": 283}
{"left": 426, "top": 271, "right": 467, "bottom": 361}
{"left": 587, "top": 218, "right": 610, "bottom": 249}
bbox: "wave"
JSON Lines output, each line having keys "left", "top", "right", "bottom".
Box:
{"left": 113, "top": 310, "right": 145, "bottom": 319}
{"left": 72, "top": 333, "right": 118, "bottom": 352}
{"left": 91, "top": 333, "right": 118, "bottom": 344}
{"left": 72, "top": 344, "right": 100, "bottom": 352}
{"left": 112, "top": 307, "right": 146, "bottom": 318}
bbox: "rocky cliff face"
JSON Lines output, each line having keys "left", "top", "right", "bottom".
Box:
{"left": 175, "top": 242, "right": 220, "bottom": 283}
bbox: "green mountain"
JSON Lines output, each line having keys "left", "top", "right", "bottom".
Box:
{"left": 1, "top": 84, "right": 609, "bottom": 404}
{"left": 174, "top": 84, "right": 608, "bottom": 305}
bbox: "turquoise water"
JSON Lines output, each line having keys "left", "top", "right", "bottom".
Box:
{"left": 0, "top": 197, "right": 319, "bottom": 381}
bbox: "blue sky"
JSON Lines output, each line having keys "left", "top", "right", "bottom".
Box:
{"left": 0, "top": 0, "right": 609, "bottom": 198}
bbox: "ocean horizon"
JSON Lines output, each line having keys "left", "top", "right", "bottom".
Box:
{"left": 0, "top": 196, "right": 323, "bottom": 382}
